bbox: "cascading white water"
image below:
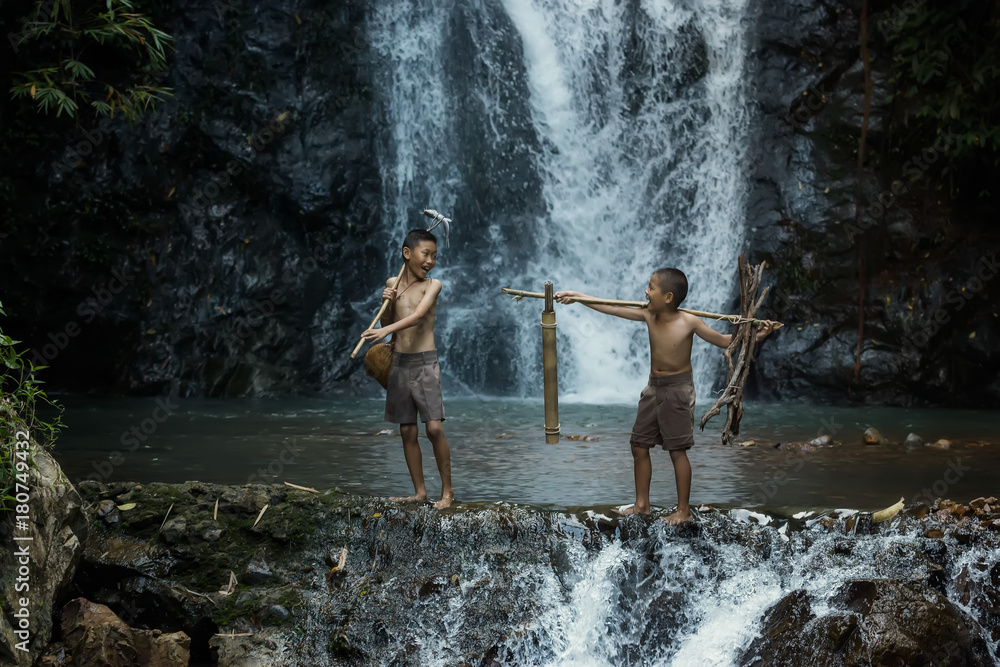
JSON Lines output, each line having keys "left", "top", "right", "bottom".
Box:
{"left": 369, "top": 0, "right": 753, "bottom": 402}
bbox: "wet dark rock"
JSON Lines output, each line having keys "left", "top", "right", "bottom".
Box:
{"left": 245, "top": 557, "right": 274, "bottom": 585}
{"left": 760, "top": 589, "right": 815, "bottom": 638}
{"left": 160, "top": 518, "right": 187, "bottom": 545}
{"left": 741, "top": 579, "right": 992, "bottom": 666}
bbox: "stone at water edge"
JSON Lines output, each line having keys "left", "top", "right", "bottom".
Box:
{"left": 904, "top": 433, "right": 924, "bottom": 447}
{"left": 0, "top": 443, "right": 88, "bottom": 667}
{"left": 55, "top": 597, "right": 190, "bottom": 667}
{"left": 862, "top": 428, "right": 887, "bottom": 446}
{"left": 929, "top": 439, "right": 952, "bottom": 450}
{"left": 808, "top": 435, "right": 832, "bottom": 446}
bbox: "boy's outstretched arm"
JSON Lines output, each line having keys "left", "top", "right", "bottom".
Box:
{"left": 693, "top": 317, "right": 779, "bottom": 349}
{"left": 554, "top": 290, "right": 647, "bottom": 321}
{"left": 362, "top": 280, "right": 442, "bottom": 342}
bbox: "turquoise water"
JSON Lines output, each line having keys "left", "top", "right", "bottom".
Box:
{"left": 46, "top": 396, "right": 1000, "bottom": 512}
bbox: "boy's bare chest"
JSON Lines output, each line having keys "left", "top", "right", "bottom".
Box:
{"left": 648, "top": 319, "right": 691, "bottom": 348}
{"left": 395, "top": 286, "right": 432, "bottom": 318}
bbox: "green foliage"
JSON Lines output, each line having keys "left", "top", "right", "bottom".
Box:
{"left": 883, "top": 0, "right": 1000, "bottom": 197}
{"left": 9, "top": 0, "right": 174, "bottom": 121}
{"left": 0, "top": 301, "right": 64, "bottom": 511}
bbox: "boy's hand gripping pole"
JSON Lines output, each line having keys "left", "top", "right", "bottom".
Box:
{"left": 350, "top": 209, "right": 452, "bottom": 359}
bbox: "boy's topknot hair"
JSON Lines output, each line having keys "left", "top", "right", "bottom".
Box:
{"left": 402, "top": 229, "right": 437, "bottom": 258}
{"left": 652, "top": 268, "right": 688, "bottom": 305}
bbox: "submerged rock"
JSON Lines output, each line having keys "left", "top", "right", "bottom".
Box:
{"left": 862, "top": 427, "right": 887, "bottom": 446}
{"left": 904, "top": 432, "right": 924, "bottom": 448}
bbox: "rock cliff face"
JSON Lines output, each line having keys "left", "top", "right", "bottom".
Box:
{"left": 745, "top": 0, "right": 1000, "bottom": 406}
{"left": 0, "top": 0, "right": 996, "bottom": 404}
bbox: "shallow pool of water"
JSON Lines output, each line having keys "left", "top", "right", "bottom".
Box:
{"left": 45, "top": 396, "right": 1000, "bottom": 512}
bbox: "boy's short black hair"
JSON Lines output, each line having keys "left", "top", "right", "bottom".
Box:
{"left": 652, "top": 268, "right": 688, "bottom": 305}
{"left": 402, "top": 229, "right": 437, "bottom": 257}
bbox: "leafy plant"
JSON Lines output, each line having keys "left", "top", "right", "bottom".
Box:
{"left": 8, "top": 0, "right": 174, "bottom": 121}
{"left": 884, "top": 0, "right": 1000, "bottom": 197}
{"left": 0, "top": 301, "right": 64, "bottom": 511}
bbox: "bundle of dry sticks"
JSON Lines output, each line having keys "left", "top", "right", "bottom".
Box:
{"left": 698, "top": 255, "right": 779, "bottom": 444}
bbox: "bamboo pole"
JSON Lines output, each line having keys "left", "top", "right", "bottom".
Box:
{"left": 350, "top": 264, "right": 406, "bottom": 360}
{"left": 541, "top": 282, "right": 559, "bottom": 444}
{"left": 500, "top": 288, "right": 781, "bottom": 328}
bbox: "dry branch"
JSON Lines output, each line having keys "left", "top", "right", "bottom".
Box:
{"left": 699, "top": 255, "right": 774, "bottom": 444}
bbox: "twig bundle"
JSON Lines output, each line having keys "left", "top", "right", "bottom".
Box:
{"left": 699, "top": 255, "right": 770, "bottom": 444}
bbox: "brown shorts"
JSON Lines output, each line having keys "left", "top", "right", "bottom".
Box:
{"left": 385, "top": 350, "right": 446, "bottom": 424}
{"left": 630, "top": 372, "right": 696, "bottom": 451}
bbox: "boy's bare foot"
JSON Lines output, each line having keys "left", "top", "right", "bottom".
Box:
{"left": 390, "top": 493, "right": 429, "bottom": 503}
{"left": 432, "top": 492, "right": 454, "bottom": 510}
{"left": 660, "top": 509, "right": 694, "bottom": 525}
{"left": 613, "top": 505, "right": 651, "bottom": 516}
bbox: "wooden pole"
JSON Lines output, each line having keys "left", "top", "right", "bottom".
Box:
{"left": 542, "top": 282, "right": 559, "bottom": 444}
{"left": 350, "top": 264, "right": 406, "bottom": 360}
{"left": 500, "top": 287, "right": 782, "bottom": 328}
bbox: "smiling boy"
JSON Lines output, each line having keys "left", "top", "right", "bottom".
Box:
{"left": 556, "top": 268, "right": 774, "bottom": 524}
{"left": 361, "top": 229, "right": 454, "bottom": 509}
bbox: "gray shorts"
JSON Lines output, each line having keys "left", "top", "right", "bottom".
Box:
{"left": 385, "top": 350, "right": 446, "bottom": 424}
{"left": 630, "top": 372, "right": 696, "bottom": 451}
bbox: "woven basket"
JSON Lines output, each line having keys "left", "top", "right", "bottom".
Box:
{"left": 364, "top": 342, "right": 394, "bottom": 389}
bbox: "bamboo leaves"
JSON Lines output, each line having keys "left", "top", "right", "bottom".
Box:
{"left": 9, "top": 0, "right": 174, "bottom": 122}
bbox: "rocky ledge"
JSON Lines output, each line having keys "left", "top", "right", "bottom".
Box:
{"left": 3, "top": 447, "right": 998, "bottom": 666}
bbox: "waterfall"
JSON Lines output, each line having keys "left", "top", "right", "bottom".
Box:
{"left": 368, "top": 0, "right": 754, "bottom": 402}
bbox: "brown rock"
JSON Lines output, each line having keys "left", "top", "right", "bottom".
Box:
{"left": 61, "top": 598, "right": 138, "bottom": 666}
{"left": 925, "top": 529, "right": 945, "bottom": 539}
{"left": 60, "top": 598, "right": 190, "bottom": 667}
{"left": 970, "top": 497, "right": 987, "bottom": 510}
{"left": 132, "top": 629, "right": 191, "bottom": 666}
{"left": 862, "top": 428, "right": 887, "bottom": 446}
{"left": 929, "top": 439, "right": 952, "bottom": 450}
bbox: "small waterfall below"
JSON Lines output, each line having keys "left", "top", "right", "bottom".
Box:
{"left": 368, "top": 0, "right": 754, "bottom": 401}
